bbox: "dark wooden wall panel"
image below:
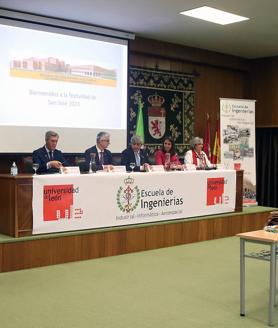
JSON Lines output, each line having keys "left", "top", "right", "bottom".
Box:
{"left": 0, "top": 210, "right": 271, "bottom": 272}
{"left": 130, "top": 37, "right": 248, "bottom": 138}
{"left": 198, "top": 219, "right": 215, "bottom": 241}
{"left": 0, "top": 178, "right": 15, "bottom": 236}
{"left": 81, "top": 232, "right": 106, "bottom": 259}
{"left": 104, "top": 230, "right": 127, "bottom": 256}
{"left": 130, "top": 37, "right": 249, "bottom": 71}
{"left": 145, "top": 225, "right": 165, "bottom": 250}
{"left": 181, "top": 220, "right": 200, "bottom": 244}
{"left": 164, "top": 223, "right": 183, "bottom": 247}
{"left": 17, "top": 181, "right": 33, "bottom": 233}
{"left": 241, "top": 213, "right": 267, "bottom": 231}
{"left": 250, "top": 57, "right": 278, "bottom": 127}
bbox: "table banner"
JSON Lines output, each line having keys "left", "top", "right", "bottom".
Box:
{"left": 32, "top": 170, "right": 236, "bottom": 235}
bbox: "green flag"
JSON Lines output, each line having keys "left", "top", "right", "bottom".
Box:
{"left": 135, "top": 99, "right": 145, "bottom": 143}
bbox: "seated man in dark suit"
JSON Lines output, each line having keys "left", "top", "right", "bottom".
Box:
{"left": 32, "top": 130, "right": 67, "bottom": 174}
{"left": 84, "top": 131, "right": 113, "bottom": 171}
{"left": 121, "top": 135, "right": 150, "bottom": 172}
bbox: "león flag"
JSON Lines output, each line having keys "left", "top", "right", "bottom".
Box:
{"left": 135, "top": 98, "right": 145, "bottom": 143}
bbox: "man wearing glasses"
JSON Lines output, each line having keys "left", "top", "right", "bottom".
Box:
{"left": 84, "top": 131, "right": 113, "bottom": 171}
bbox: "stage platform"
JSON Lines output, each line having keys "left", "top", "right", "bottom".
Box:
{"left": 0, "top": 206, "right": 275, "bottom": 272}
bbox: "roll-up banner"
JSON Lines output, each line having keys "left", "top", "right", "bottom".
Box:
{"left": 220, "top": 98, "right": 257, "bottom": 205}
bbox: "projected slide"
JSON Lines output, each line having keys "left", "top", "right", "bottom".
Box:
{"left": 0, "top": 23, "right": 127, "bottom": 130}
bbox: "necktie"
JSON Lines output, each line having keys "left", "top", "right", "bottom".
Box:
{"left": 99, "top": 151, "right": 104, "bottom": 165}
{"left": 49, "top": 151, "right": 53, "bottom": 161}
{"left": 135, "top": 152, "right": 140, "bottom": 166}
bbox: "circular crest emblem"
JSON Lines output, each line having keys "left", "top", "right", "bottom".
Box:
{"left": 221, "top": 103, "right": 232, "bottom": 114}
{"left": 117, "top": 176, "right": 140, "bottom": 213}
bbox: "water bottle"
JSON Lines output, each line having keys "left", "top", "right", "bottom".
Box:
{"left": 10, "top": 162, "right": 18, "bottom": 176}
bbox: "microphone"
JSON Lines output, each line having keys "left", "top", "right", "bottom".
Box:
{"left": 200, "top": 153, "right": 215, "bottom": 170}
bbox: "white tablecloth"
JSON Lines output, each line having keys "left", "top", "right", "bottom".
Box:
{"left": 32, "top": 170, "right": 236, "bottom": 234}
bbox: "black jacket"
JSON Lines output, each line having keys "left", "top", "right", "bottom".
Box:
{"left": 84, "top": 145, "right": 113, "bottom": 171}
{"left": 121, "top": 146, "right": 150, "bottom": 171}
{"left": 32, "top": 146, "right": 67, "bottom": 174}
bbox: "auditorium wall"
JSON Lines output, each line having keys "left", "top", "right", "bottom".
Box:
{"left": 0, "top": 36, "right": 253, "bottom": 173}
{"left": 129, "top": 37, "right": 250, "bottom": 138}
{"left": 249, "top": 57, "right": 278, "bottom": 127}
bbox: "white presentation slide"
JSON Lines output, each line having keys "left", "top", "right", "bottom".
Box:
{"left": 0, "top": 21, "right": 128, "bottom": 153}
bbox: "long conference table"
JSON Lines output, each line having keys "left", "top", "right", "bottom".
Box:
{"left": 0, "top": 170, "right": 243, "bottom": 237}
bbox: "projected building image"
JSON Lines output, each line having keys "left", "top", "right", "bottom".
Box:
{"left": 10, "top": 56, "right": 117, "bottom": 86}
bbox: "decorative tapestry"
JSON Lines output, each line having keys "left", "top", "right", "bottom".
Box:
{"left": 128, "top": 67, "right": 195, "bottom": 155}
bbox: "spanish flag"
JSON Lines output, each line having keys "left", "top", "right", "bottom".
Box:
{"left": 211, "top": 116, "right": 221, "bottom": 164}
{"left": 203, "top": 113, "right": 211, "bottom": 160}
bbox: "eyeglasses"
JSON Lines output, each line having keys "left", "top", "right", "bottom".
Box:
{"left": 101, "top": 139, "right": 110, "bottom": 142}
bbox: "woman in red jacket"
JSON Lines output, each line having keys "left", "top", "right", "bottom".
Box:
{"left": 155, "top": 136, "right": 181, "bottom": 169}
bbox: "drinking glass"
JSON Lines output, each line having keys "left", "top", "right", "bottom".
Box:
{"left": 170, "top": 162, "right": 177, "bottom": 171}
{"left": 130, "top": 162, "right": 135, "bottom": 172}
{"left": 164, "top": 153, "right": 171, "bottom": 171}
{"left": 89, "top": 153, "right": 97, "bottom": 173}
{"left": 165, "top": 153, "right": 170, "bottom": 164}
{"left": 32, "top": 163, "right": 39, "bottom": 175}
{"left": 224, "top": 162, "right": 230, "bottom": 170}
